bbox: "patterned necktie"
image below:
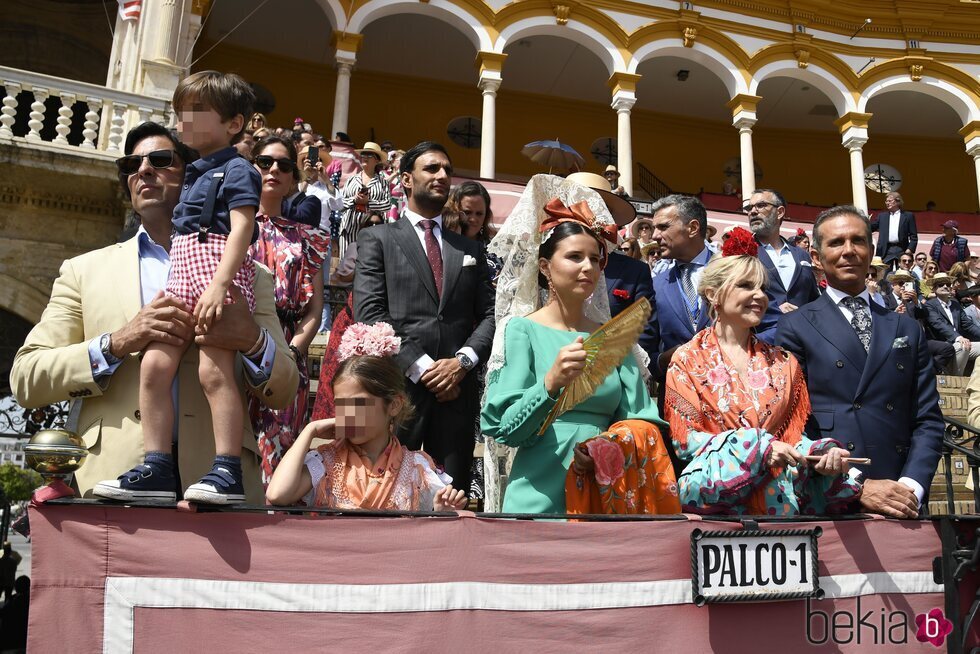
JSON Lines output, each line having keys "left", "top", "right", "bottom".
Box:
{"left": 841, "top": 296, "right": 872, "bottom": 352}
{"left": 420, "top": 219, "right": 443, "bottom": 297}
{"left": 678, "top": 263, "right": 700, "bottom": 326}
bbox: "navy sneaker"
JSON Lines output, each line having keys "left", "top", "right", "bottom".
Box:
{"left": 93, "top": 460, "right": 177, "bottom": 502}
{"left": 183, "top": 464, "right": 246, "bottom": 504}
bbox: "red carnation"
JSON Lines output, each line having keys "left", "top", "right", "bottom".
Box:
{"left": 612, "top": 288, "right": 630, "bottom": 299}
{"left": 721, "top": 226, "right": 759, "bottom": 258}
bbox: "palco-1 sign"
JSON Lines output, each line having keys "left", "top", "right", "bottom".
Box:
{"left": 690, "top": 527, "right": 823, "bottom": 606}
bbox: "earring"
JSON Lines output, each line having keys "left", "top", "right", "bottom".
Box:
{"left": 547, "top": 276, "right": 557, "bottom": 299}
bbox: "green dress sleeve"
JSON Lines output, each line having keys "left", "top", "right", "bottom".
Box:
{"left": 613, "top": 351, "right": 667, "bottom": 428}
{"left": 480, "top": 319, "right": 558, "bottom": 449}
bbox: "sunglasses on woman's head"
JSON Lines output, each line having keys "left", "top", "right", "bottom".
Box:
{"left": 115, "top": 150, "right": 177, "bottom": 175}
{"left": 253, "top": 155, "right": 296, "bottom": 174}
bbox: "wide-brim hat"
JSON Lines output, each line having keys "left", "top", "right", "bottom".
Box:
{"left": 932, "top": 272, "right": 954, "bottom": 286}
{"left": 629, "top": 217, "right": 655, "bottom": 239}
{"left": 355, "top": 141, "right": 388, "bottom": 164}
{"left": 640, "top": 241, "right": 660, "bottom": 258}
{"left": 888, "top": 270, "right": 914, "bottom": 283}
{"left": 604, "top": 164, "right": 620, "bottom": 176}
{"left": 564, "top": 171, "right": 636, "bottom": 226}
{"left": 870, "top": 256, "right": 888, "bottom": 269}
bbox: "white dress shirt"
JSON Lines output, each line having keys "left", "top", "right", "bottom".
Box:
{"left": 888, "top": 210, "right": 901, "bottom": 244}
{"left": 402, "top": 209, "right": 478, "bottom": 383}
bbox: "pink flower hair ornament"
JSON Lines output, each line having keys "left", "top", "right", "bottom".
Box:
{"left": 337, "top": 322, "right": 402, "bottom": 362}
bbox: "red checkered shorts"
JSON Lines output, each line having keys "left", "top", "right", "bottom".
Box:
{"left": 166, "top": 232, "right": 256, "bottom": 314}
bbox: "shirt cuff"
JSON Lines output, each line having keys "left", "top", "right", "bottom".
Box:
{"left": 88, "top": 335, "right": 122, "bottom": 380}
{"left": 898, "top": 477, "right": 924, "bottom": 506}
{"left": 455, "top": 347, "right": 479, "bottom": 367}
{"left": 242, "top": 329, "right": 276, "bottom": 385}
{"left": 407, "top": 354, "right": 435, "bottom": 384}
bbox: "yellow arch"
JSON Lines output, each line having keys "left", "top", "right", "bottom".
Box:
{"left": 750, "top": 43, "right": 858, "bottom": 93}
{"left": 493, "top": 0, "right": 631, "bottom": 71}
{"left": 858, "top": 58, "right": 980, "bottom": 100}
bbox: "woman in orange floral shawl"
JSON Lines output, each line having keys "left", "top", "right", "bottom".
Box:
{"left": 664, "top": 238, "right": 861, "bottom": 516}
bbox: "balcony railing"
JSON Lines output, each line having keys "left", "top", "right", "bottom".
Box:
{"left": 0, "top": 66, "right": 171, "bottom": 160}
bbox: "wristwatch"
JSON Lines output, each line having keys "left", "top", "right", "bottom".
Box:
{"left": 100, "top": 332, "right": 121, "bottom": 365}
{"left": 455, "top": 352, "right": 475, "bottom": 371}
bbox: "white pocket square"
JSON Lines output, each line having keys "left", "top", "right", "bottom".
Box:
{"left": 462, "top": 255, "right": 477, "bottom": 267}
{"left": 892, "top": 336, "right": 909, "bottom": 349}
{"left": 800, "top": 260, "right": 812, "bottom": 267}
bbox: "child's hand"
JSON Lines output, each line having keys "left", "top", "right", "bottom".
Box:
{"left": 195, "top": 283, "right": 228, "bottom": 332}
{"left": 301, "top": 418, "right": 336, "bottom": 442}
{"left": 433, "top": 485, "right": 467, "bottom": 512}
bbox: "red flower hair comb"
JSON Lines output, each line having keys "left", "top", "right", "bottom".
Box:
{"left": 721, "top": 226, "right": 759, "bottom": 258}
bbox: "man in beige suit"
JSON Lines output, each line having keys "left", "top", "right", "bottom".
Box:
{"left": 10, "top": 122, "right": 298, "bottom": 504}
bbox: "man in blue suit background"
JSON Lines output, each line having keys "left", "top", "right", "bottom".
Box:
{"left": 746, "top": 188, "right": 819, "bottom": 314}
{"left": 776, "top": 206, "right": 943, "bottom": 518}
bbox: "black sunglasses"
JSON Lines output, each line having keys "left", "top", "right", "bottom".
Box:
{"left": 253, "top": 155, "right": 296, "bottom": 174}
{"left": 115, "top": 150, "right": 178, "bottom": 175}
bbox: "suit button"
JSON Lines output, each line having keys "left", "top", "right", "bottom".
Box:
{"left": 836, "top": 361, "right": 844, "bottom": 368}
{"left": 265, "top": 389, "right": 273, "bottom": 397}
{"left": 886, "top": 403, "right": 894, "bottom": 411}
{"left": 853, "top": 403, "right": 861, "bottom": 410}
{"left": 438, "top": 315, "right": 444, "bottom": 322}
{"left": 134, "top": 410, "right": 141, "bottom": 420}
{"left": 897, "top": 363, "right": 905, "bottom": 371}
{"left": 847, "top": 442, "right": 855, "bottom": 451}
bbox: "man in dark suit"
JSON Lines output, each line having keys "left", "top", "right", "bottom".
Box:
{"left": 777, "top": 205, "right": 943, "bottom": 518}
{"left": 923, "top": 272, "right": 980, "bottom": 375}
{"left": 354, "top": 141, "right": 494, "bottom": 490}
{"left": 746, "top": 188, "right": 819, "bottom": 314}
{"left": 871, "top": 191, "right": 918, "bottom": 269}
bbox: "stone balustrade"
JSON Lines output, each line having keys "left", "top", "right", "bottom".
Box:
{"left": 0, "top": 66, "right": 171, "bottom": 161}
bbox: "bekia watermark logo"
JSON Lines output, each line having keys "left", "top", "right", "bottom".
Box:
{"left": 915, "top": 608, "right": 953, "bottom": 648}
{"left": 806, "top": 598, "right": 953, "bottom": 647}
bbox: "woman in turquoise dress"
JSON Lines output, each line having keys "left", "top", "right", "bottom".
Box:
{"left": 481, "top": 176, "right": 675, "bottom": 514}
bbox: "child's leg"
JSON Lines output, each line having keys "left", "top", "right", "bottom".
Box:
{"left": 197, "top": 344, "right": 243, "bottom": 456}
{"left": 183, "top": 344, "right": 247, "bottom": 504}
{"left": 139, "top": 342, "right": 187, "bottom": 453}
{"left": 93, "top": 341, "right": 186, "bottom": 501}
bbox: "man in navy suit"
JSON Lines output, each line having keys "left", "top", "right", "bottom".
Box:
{"left": 746, "top": 188, "right": 820, "bottom": 314}
{"left": 923, "top": 272, "right": 980, "bottom": 375}
{"left": 871, "top": 191, "right": 918, "bottom": 269}
{"left": 777, "top": 205, "right": 943, "bottom": 518}
{"left": 647, "top": 194, "right": 779, "bottom": 374}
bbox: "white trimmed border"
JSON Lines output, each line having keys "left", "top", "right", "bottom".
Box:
{"left": 103, "top": 572, "right": 941, "bottom": 653}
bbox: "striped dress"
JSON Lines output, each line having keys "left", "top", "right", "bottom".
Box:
{"left": 338, "top": 173, "right": 391, "bottom": 258}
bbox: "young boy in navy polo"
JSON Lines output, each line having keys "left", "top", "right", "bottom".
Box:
{"left": 95, "top": 70, "right": 262, "bottom": 504}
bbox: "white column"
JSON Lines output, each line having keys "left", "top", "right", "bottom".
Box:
{"left": 734, "top": 117, "right": 756, "bottom": 200}
{"left": 478, "top": 77, "right": 500, "bottom": 179}
{"left": 842, "top": 127, "right": 869, "bottom": 214}
{"left": 968, "top": 140, "right": 980, "bottom": 212}
{"left": 612, "top": 93, "right": 636, "bottom": 196}
{"left": 331, "top": 56, "right": 355, "bottom": 138}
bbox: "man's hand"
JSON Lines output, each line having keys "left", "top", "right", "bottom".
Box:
{"left": 859, "top": 479, "right": 919, "bottom": 518}
{"left": 866, "top": 280, "right": 880, "bottom": 295}
{"left": 901, "top": 289, "right": 916, "bottom": 303}
{"left": 421, "top": 358, "right": 464, "bottom": 394}
{"left": 895, "top": 303, "right": 907, "bottom": 314}
{"left": 193, "top": 286, "right": 260, "bottom": 352}
{"left": 110, "top": 291, "right": 194, "bottom": 357}
{"left": 959, "top": 336, "right": 972, "bottom": 352}
{"left": 779, "top": 302, "right": 798, "bottom": 314}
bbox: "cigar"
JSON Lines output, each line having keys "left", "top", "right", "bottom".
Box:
{"left": 805, "top": 455, "right": 871, "bottom": 465}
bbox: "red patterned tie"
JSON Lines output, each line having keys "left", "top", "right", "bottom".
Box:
{"left": 420, "top": 219, "right": 443, "bottom": 297}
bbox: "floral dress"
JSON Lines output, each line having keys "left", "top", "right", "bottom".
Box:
{"left": 665, "top": 328, "right": 862, "bottom": 516}
{"left": 248, "top": 213, "right": 330, "bottom": 483}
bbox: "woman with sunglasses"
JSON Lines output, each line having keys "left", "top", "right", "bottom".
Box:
{"left": 248, "top": 136, "right": 330, "bottom": 483}
{"left": 338, "top": 142, "right": 391, "bottom": 259}
{"left": 921, "top": 259, "right": 940, "bottom": 298}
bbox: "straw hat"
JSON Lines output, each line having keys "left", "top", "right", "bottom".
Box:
{"left": 887, "top": 270, "right": 914, "bottom": 284}
{"left": 640, "top": 241, "right": 661, "bottom": 258}
{"left": 604, "top": 164, "right": 620, "bottom": 177}
{"left": 355, "top": 141, "right": 388, "bottom": 164}
{"left": 869, "top": 256, "right": 888, "bottom": 269}
{"left": 630, "top": 217, "right": 655, "bottom": 239}
{"left": 706, "top": 224, "right": 718, "bottom": 239}
{"left": 932, "top": 272, "right": 954, "bottom": 286}
{"left": 564, "top": 171, "right": 636, "bottom": 226}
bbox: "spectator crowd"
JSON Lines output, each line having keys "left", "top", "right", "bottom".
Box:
{"left": 9, "top": 70, "right": 980, "bottom": 525}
